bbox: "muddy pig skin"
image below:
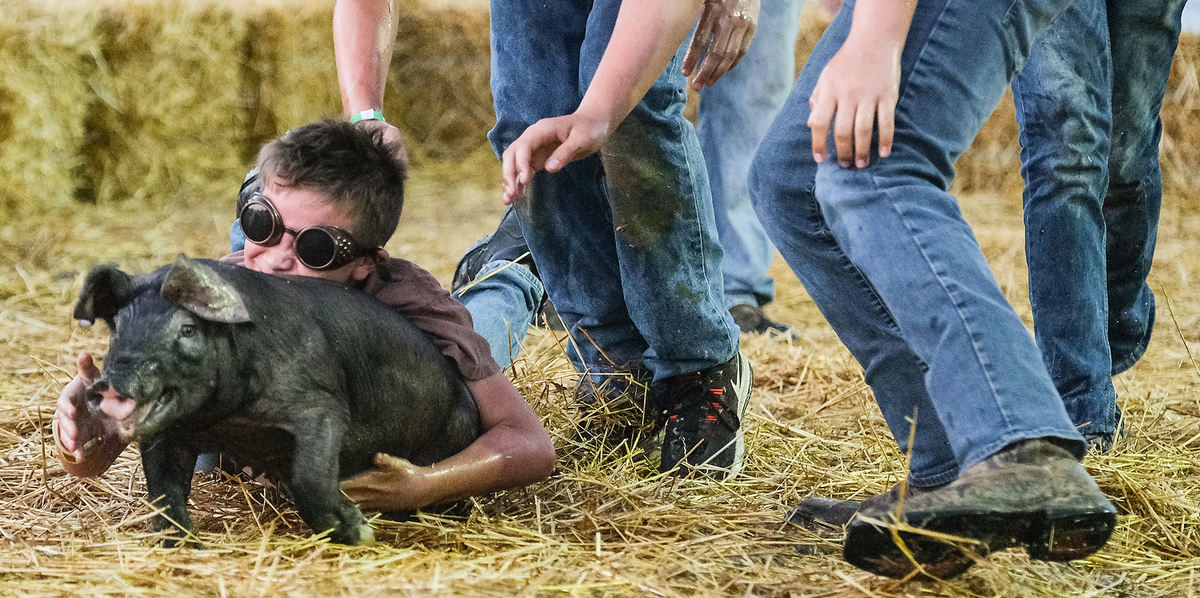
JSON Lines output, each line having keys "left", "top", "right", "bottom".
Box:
{"left": 73, "top": 255, "right": 481, "bottom": 546}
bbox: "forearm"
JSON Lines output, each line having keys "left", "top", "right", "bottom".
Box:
{"left": 577, "top": 0, "right": 705, "bottom": 128}
{"left": 342, "top": 372, "right": 554, "bottom": 511}
{"left": 412, "top": 422, "right": 555, "bottom": 507}
{"left": 845, "top": 0, "right": 916, "bottom": 54}
{"left": 333, "top": 0, "right": 400, "bottom": 116}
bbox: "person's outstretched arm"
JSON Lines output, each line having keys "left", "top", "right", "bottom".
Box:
{"left": 333, "top": 0, "right": 407, "bottom": 162}
{"left": 339, "top": 371, "right": 556, "bottom": 512}
{"left": 501, "top": 0, "right": 705, "bottom": 203}
{"left": 53, "top": 352, "right": 128, "bottom": 478}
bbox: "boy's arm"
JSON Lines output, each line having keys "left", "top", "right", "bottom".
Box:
{"left": 340, "top": 371, "right": 555, "bottom": 512}
{"left": 807, "top": 0, "right": 916, "bottom": 168}
{"left": 54, "top": 353, "right": 128, "bottom": 478}
{"left": 501, "top": 0, "right": 705, "bottom": 204}
{"left": 333, "top": 0, "right": 407, "bottom": 162}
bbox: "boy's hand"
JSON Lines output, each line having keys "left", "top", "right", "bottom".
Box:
{"left": 501, "top": 112, "right": 613, "bottom": 204}
{"left": 54, "top": 352, "right": 110, "bottom": 463}
{"left": 682, "top": 0, "right": 760, "bottom": 90}
{"left": 340, "top": 453, "right": 431, "bottom": 512}
{"left": 808, "top": 1, "right": 911, "bottom": 168}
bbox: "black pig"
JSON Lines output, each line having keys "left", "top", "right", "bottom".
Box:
{"left": 73, "top": 255, "right": 481, "bottom": 545}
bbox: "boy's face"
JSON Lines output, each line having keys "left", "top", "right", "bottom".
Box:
{"left": 242, "top": 183, "right": 377, "bottom": 285}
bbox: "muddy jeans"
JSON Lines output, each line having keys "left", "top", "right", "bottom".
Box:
{"left": 1015, "top": 0, "right": 1184, "bottom": 443}
{"left": 488, "top": 0, "right": 739, "bottom": 382}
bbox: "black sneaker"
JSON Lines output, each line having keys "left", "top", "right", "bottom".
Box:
{"left": 729, "top": 304, "right": 800, "bottom": 341}
{"left": 657, "top": 351, "right": 752, "bottom": 478}
{"left": 452, "top": 205, "right": 535, "bottom": 292}
{"left": 575, "top": 371, "right": 661, "bottom": 458}
{"left": 843, "top": 438, "right": 1117, "bottom": 579}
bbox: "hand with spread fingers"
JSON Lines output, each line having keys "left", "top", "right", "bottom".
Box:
{"left": 54, "top": 352, "right": 127, "bottom": 477}
{"left": 340, "top": 453, "right": 431, "bottom": 513}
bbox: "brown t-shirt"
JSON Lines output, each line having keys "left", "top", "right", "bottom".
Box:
{"left": 222, "top": 252, "right": 500, "bottom": 381}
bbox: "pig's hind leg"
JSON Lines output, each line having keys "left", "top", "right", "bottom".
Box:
{"left": 140, "top": 437, "right": 201, "bottom": 548}
{"left": 285, "top": 417, "right": 374, "bottom": 545}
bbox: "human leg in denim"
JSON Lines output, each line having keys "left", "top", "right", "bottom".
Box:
{"left": 750, "top": 2, "right": 958, "bottom": 487}
{"left": 1012, "top": 0, "right": 1118, "bottom": 441}
{"left": 489, "top": 0, "right": 738, "bottom": 383}
{"left": 808, "top": 0, "right": 1087, "bottom": 468}
{"left": 1105, "top": 0, "right": 1185, "bottom": 373}
{"left": 454, "top": 260, "right": 544, "bottom": 370}
{"left": 697, "top": 0, "right": 804, "bottom": 309}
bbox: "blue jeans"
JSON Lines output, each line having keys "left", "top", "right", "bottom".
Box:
{"left": 489, "top": 0, "right": 739, "bottom": 383}
{"left": 696, "top": 0, "right": 805, "bottom": 309}
{"left": 751, "top": 0, "right": 1088, "bottom": 481}
{"left": 454, "top": 260, "right": 544, "bottom": 370}
{"left": 1104, "top": 0, "right": 1183, "bottom": 372}
{"left": 1013, "top": 0, "right": 1184, "bottom": 443}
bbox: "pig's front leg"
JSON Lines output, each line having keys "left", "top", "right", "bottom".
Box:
{"left": 140, "top": 436, "right": 200, "bottom": 547}
{"left": 285, "top": 415, "right": 373, "bottom": 545}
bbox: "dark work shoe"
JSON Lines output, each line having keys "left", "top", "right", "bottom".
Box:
{"left": 843, "top": 438, "right": 1117, "bottom": 579}
{"left": 657, "top": 352, "right": 752, "bottom": 478}
{"left": 787, "top": 482, "right": 940, "bottom": 533}
{"left": 729, "top": 304, "right": 800, "bottom": 341}
{"left": 538, "top": 296, "right": 567, "bottom": 331}
{"left": 452, "top": 205, "right": 534, "bottom": 292}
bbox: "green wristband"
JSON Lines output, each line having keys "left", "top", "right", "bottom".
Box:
{"left": 349, "top": 109, "right": 386, "bottom": 124}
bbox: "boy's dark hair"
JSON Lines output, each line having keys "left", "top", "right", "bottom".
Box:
{"left": 256, "top": 119, "right": 406, "bottom": 249}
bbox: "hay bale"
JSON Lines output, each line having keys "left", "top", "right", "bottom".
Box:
{"left": 242, "top": 0, "right": 340, "bottom": 148}
{"left": 386, "top": 3, "right": 495, "bottom": 163}
{"left": 0, "top": 1, "right": 98, "bottom": 213}
{"left": 74, "top": 0, "right": 249, "bottom": 206}
{"left": 1160, "top": 36, "right": 1200, "bottom": 194}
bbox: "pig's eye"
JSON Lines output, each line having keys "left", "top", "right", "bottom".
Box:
{"left": 179, "top": 323, "right": 198, "bottom": 338}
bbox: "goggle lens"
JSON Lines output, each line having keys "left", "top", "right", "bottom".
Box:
{"left": 295, "top": 228, "right": 337, "bottom": 270}
{"left": 237, "top": 194, "right": 375, "bottom": 271}
{"left": 239, "top": 201, "right": 280, "bottom": 245}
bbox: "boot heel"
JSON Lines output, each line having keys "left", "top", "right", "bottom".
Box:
{"left": 1026, "top": 510, "right": 1117, "bottom": 561}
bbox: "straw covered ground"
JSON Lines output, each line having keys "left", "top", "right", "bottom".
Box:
{"left": 2, "top": 0, "right": 1200, "bottom": 596}
{"left": 1, "top": 162, "right": 1199, "bottom": 596}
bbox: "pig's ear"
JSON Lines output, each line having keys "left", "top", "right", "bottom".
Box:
{"left": 160, "top": 255, "right": 252, "bottom": 324}
{"left": 74, "top": 265, "right": 135, "bottom": 328}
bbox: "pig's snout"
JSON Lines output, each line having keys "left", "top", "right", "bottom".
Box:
{"left": 86, "top": 380, "right": 138, "bottom": 422}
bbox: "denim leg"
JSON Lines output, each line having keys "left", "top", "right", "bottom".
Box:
{"left": 490, "top": 0, "right": 738, "bottom": 383}
{"left": 488, "top": 0, "right": 642, "bottom": 375}
{"left": 697, "top": 0, "right": 804, "bottom": 309}
{"left": 454, "top": 260, "right": 544, "bottom": 370}
{"left": 810, "top": 0, "right": 1087, "bottom": 468}
{"left": 1105, "top": 0, "right": 1185, "bottom": 374}
{"left": 1012, "top": 0, "right": 1118, "bottom": 439}
{"left": 230, "top": 219, "right": 245, "bottom": 253}
{"left": 750, "top": 2, "right": 959, "bottom": 486}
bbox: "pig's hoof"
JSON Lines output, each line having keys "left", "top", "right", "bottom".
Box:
{"left": 330, "top": 523, "right": 374, "bottom": 546}
{"left": 354, "top": 524, "right": 375, "bottom": 546}
{"left": 162, "top": 535, "right": 204, "bottom": 549}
